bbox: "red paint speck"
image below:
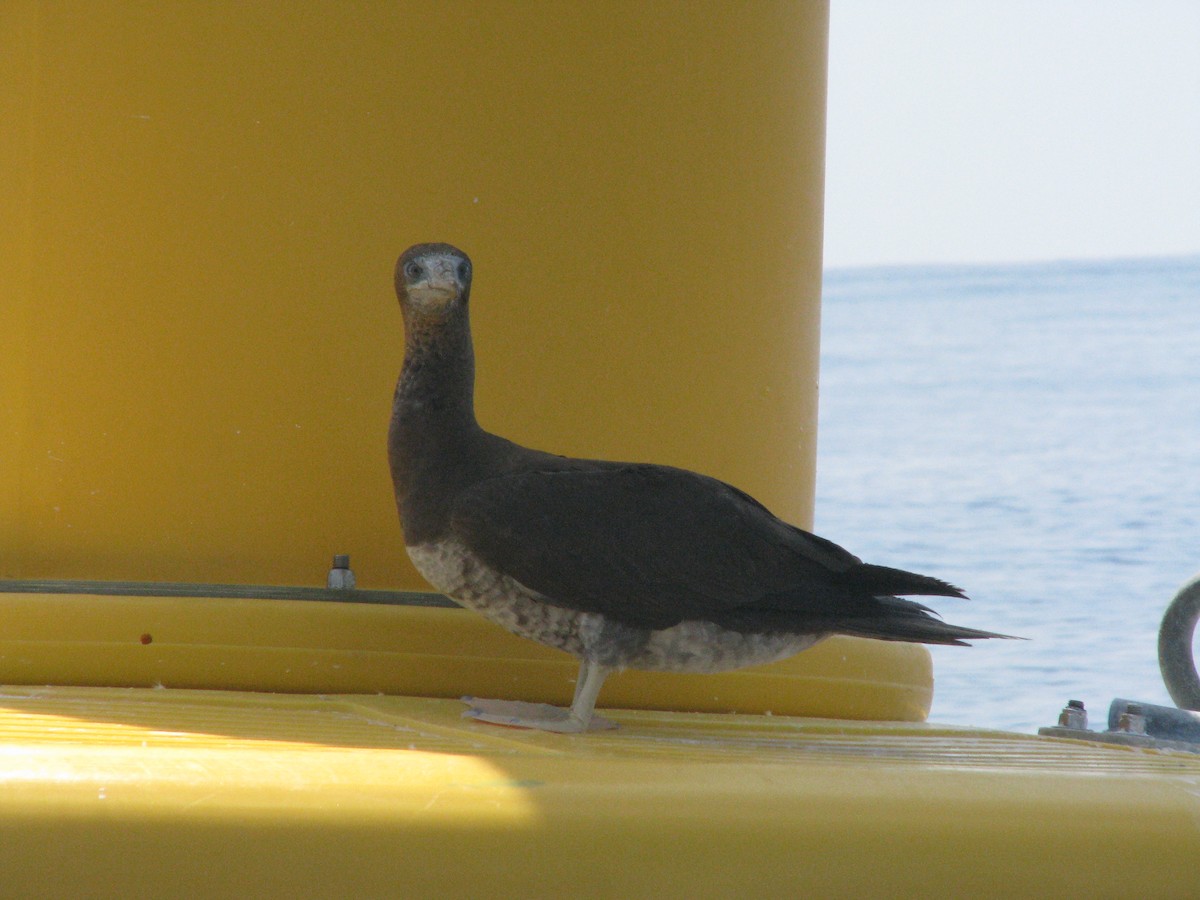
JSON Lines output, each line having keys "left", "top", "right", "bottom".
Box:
{"left": 139, "top": 633, "right": 153, "bottom": 645}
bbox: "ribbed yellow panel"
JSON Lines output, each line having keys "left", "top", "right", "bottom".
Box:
{"left": 0, "top": 592, "right": 934, "bottom": 722}
{"left": 2, "top": 686, "right": 1199, "bottom": 898}
{"left": 0, "top": 2, "right": 827, "bottom": 589}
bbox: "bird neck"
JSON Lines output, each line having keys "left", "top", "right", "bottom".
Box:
{"left": 389, "top": 308, "right": 483, "bottom": 504}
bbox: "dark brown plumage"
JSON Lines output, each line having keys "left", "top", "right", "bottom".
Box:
{"left": 388, "top": 242, "right": 1011, "bottom": 732}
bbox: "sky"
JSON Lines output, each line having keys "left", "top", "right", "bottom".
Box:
{"left": 823, "top": 1, "right": 1200, "bottom": 268}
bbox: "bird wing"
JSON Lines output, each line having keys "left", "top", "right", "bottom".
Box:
{"left": 449, "top": 463, "right": 862, "bottom": 630}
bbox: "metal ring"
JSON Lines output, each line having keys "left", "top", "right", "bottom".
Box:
{"left": 1158, "top": 573, "right": 1200, "bottom": 710}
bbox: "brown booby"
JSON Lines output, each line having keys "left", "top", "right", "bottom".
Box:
{"left": 388, "top": 242, "right": 1010, "bottom": 733}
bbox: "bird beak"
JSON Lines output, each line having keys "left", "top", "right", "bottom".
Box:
{"left": 405, "top": 280, "right": 460, "bottom": 312}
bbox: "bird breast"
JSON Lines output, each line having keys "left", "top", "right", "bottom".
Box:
{"left": 407, "top": 536, "right": 828, "bottom": 674}
{"left": 407, "top": 538, "right": 589, "bottom": 656}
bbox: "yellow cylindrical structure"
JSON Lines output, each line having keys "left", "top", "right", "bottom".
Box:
{"left": 0, "top": 2, "right": 827, "bottom": 591}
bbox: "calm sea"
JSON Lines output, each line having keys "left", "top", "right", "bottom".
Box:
{"left": 816, "top": 255, "right": 1200, "bottom": 733}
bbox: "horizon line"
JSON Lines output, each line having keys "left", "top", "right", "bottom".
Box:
{"left": 823, "top": 250, "right": 1200, "bottom": 275}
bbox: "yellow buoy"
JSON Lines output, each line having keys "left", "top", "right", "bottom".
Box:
{"left": 0, "top": 2, "right": 826, "bottom": 594}
{"left": 0, "top": 0, "right": 893, "bottom": 719}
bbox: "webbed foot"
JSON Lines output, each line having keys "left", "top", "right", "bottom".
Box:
{"left": 460, "top": 696, "right": 617, "bottom": 733}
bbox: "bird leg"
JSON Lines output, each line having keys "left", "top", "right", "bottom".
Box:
{"left": 569, "top": 657, "right": 614, "bottom": 726}
{"left": 461, "top": 658, "right": 616, "bottom": 733}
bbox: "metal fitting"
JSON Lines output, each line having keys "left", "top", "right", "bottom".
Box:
{"left": 327, "top": 554, "right": 356, "bottom": 590}
{"left": 1115, "top": 702, "right": 1147, "bottom": 735}
{"left": 1057, "top": 699, "right": 1088, "bottom": 730}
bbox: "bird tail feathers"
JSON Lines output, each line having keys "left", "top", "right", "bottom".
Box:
{"left": 834, "top": 597, "right": 1018, "bottom": 646}
{"left": 848, "top": 562, "right": 967, "bottom": 600}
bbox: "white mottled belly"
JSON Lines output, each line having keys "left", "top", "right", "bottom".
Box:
{"left": 408, "top": 537, "right": 828, "bottom": 674}
{"left": 627, "top": 623, "right": 827, "bottom": 674}
{"left": 407, "top": 538, "right": 589, "bottom": 656}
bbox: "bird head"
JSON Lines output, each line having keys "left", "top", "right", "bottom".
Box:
{"left": 395, "top": 243, "right": 472, "bottom": 320}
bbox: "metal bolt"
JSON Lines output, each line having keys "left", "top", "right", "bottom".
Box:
{"left": 1116, "top": 702, "right": 1147, "bottom": 735}
{"left": 327, "top": 554, "right": 356, "bottom": 590}
{"left": 1058, "top": 699, "right": 1088, "bottom": 730}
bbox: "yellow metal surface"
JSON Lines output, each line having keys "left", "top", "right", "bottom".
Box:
{"left": 0, "top": 591, "right": 933, "bottom": 722}
{"left": 3, "top": 684, "right": 1200, "bottom": 898}
{"left": 0, "top": 2, "right": 827, "bottom": 589}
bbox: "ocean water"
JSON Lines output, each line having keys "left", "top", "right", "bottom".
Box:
{"left": 816, "top": 255, "right": 1200, "bottom": 733}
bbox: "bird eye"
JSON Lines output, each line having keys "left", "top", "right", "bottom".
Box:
{"left": 404, "top": 261, "right": 424, "bottom": 280}
{"left": 457, "top": 261, "right": 471, "bottom": 281}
